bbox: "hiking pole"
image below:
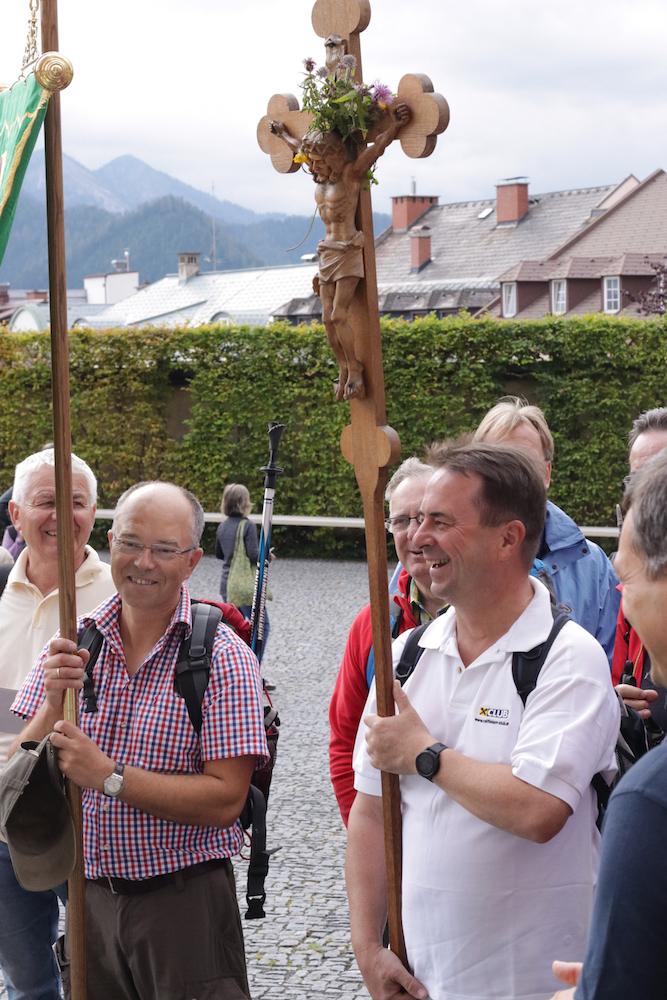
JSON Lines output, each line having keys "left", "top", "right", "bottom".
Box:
{"left": 41, "top": 0, "right": 86, "bottom": 995}
{"left": 249, "top": 422, "right": 285, "bottom": 663}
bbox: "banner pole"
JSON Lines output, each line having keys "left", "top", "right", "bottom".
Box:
{"left": 40, "top": 1, "right": 87, "bottom": 996}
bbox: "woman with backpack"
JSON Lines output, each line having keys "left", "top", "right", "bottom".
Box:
{"left": 215, "top": 483, "right": 271, "bottom": 648}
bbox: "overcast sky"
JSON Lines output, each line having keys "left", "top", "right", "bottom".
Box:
{"left": 2, "top": 0, "right": 667, "bottom": 218}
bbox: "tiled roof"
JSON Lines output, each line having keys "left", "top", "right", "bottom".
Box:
{"left": 272, "top": 278, "right": 500, "bottom": 320}
{"left": 84, "top": 263, "right": 319, "bottom": 329}
{"left": 375, "top": 183, "right": 619, "bottom": 284}
{"left": 550, "top": 170, "right": 667, "bottom": 259}
{"left": 497, "top": 252, "right": 667, "bottom": 283}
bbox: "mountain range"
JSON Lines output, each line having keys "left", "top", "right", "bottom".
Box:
{"left": 0, "top": 154, "right": 390, "bottom": 288}
{"left": 21, "top": 153, "right": 286, "bottom": 225}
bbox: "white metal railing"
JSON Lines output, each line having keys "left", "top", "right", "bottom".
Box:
{"left": 95, "top": 510, "right": 618, "bottom": 537}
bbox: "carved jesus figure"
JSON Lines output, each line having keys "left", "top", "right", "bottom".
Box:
{"left": 270, "top": 104, "right": 411, "bottom": 400}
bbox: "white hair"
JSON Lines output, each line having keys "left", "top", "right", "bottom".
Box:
{"left": 626, "top": 449, "right": 667, "bottom": 580}
{"left": 385, "top": 457, "right": 433, "bottom": 503}
{"left": 13, "top": 450, "right": 97, "bottom": 507}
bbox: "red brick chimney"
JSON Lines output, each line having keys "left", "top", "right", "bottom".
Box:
{"left": 26, "top": 290, "right": 48, "bottom": 302}
{"left": 0, "top": 284, "right": 9, "bottom": 306}
{"left": 392, "top": 195, "right": 438, "bottom": 231}
{"left": 410, "top": 226, "right": 431, "bottom": 272}
{"left": 496, "top": 178, "right": 529, "bottom": 223}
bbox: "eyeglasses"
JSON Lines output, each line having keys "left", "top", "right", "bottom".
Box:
{"left": 384, "top": 515, "right": 424, "bottom": 534}
{"left": 112, "top": 535, "right": 195, "bottom": 562}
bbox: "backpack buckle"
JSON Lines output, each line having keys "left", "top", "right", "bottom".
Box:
{"left": 245, "top": 893, "right": 266, "bottom": 920}
{"left": 187, "top": 653, "right": 208, "bottom": 672}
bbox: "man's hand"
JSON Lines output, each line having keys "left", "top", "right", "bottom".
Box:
{"left": 364, "top": 680, "right": 435, "bottom": 774}
{"left": 548, "top": 960, "right": 581, "bottom": 999}
{"left": 615, "top": 683, "right": 658, "bottom": 719}
{"left": 392, "top": 103, "right": 412, "bottom": 129}
{"left": 49, "top": 719, "right": 114, "bottom": 792}
{"left": 355, "top": 943, "right": 427, "bottom": 1000}
{"left": 43, "top": 637, "right": 89, "bottom": 714}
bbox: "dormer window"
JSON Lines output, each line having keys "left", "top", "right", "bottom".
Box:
{"left": 551, "top": 280, "right": 567, "bottom": 315}
{"left": 603, "top": 276, "right": 620, "bottom": 314}
{"left": 502, "top": 282, "right": 517, "bottom": 318}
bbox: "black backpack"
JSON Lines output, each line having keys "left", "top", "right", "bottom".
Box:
{"left": 395, "top": 607, "right": 649, "bottom": 830}
{"left": 77, "top": 600, "right": 279, "bottom": 919}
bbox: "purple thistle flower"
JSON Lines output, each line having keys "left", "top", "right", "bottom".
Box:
{"left": 303, "top": 57, "right": 316, "bottom": 72}
{"left": 371, "top": 80, "right": 394, "bottom": 105}
{"left": 316, "top": 65, "right": 328, "bottom": 78}
{"left": 339, "top": 54, "right": 357, "bottom": 71}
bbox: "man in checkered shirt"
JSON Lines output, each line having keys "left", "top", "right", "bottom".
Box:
{"left": 11, "top": 481, "right": 268, "bottom": 1000}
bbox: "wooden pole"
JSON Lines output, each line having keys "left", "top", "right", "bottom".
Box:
{"left": 40, "top": 1, "right": 87, "bottom": 996}
{"left": 336, "top": 21, "right": 407, "bottom": 967}
{"left": 258, "top": 0, "right": 448, "bottom": 972}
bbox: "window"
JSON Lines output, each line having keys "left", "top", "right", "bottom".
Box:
{"left": 604, "top": 276, "right": 620, "bottom": 314}
{"left": 502, "top": 283, "right": 517, "bottom": 317}
{"left": 551, "top": 280, "right": 567, "bottom": 315}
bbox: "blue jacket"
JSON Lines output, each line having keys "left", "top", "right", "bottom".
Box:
{"left": 539, "top": 500, "right": 619, "bottom": 666}
{"left": 388, "top": 499, "right": 619, "bottom": 666}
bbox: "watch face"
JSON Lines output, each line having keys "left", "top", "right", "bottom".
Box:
{"left": 416, "top": 749, "right": 437, "bottom": 780}
{"left": 104, "top": 773, "right": 123, "bottom": 797}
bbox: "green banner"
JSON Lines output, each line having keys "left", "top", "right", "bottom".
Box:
{"left": 0, "top": 73, "right": 49, "bottom": 267}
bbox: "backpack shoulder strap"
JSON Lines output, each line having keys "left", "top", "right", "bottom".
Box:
{"left": 395, "top": 622, "right": 431, "bottom": 687}
{"left": 174, "top": 601, "right": 222, "bottom": 735}
{"left": 364, "top": 601, "right": 405, "bottom": 690}
{"left": 0, "top": 563, "right": 12, "bottom": 599}
{"left": 512, "top": 610, "right": 570, "bottom": 707}
{"left": 78, "top": 621, "right": 105, "bottom": 714}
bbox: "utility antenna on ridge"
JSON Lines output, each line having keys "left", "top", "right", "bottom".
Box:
{"left": 211, "top": 182, "right": 217, "bottom": 271}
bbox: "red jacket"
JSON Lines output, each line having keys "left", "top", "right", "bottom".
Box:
{"left": 329, "top": 568, "right": 419, "bottom": 826}
{"left": 611, "top": 584, "right": 645, "bottom": 686}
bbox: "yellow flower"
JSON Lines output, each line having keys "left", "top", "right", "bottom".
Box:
{"left": 294, "top": 152, "right": 308, "bottom": 164}
{"left": 379, "top": 102, "right": 388, "bottom": 111}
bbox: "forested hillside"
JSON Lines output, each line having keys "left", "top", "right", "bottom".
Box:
{"left": 0, "top": 195, "right": 264, "bottom": 287}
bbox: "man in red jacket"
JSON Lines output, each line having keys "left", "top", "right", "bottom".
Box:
{"left": 329, "top": 458, "right": 445, "bottom": 825}
{"left": 613, "top": 407, "right": 667, "bottom": 729}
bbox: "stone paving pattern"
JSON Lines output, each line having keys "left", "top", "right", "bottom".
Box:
{"left": 1, "top": 555, "right": 390, "bottom": 999}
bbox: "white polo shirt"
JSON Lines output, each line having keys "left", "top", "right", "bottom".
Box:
{"left": 0, "top": 545, "right": 115, "bottom": 767}
{"left": 353, "top": 577, "right": 619, "bottom": 1000}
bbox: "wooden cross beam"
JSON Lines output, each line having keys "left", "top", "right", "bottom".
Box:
{"left": 258, "top": 0, "right": 449, "bottom": 967}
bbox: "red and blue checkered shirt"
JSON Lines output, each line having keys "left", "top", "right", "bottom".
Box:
{"left": 12, "top": 586, "right": 269, "bottom": 881}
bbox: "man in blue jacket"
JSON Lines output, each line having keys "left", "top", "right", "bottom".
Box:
{"left": 549, "top": 447, "right": 667, "bottom": 1000}
{"left": 473, "top": 398, "right": 620, "bottom": 664}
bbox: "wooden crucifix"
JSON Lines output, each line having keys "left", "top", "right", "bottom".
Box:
{"left": 258, "top": 0, "right": 449, "bottom": 967}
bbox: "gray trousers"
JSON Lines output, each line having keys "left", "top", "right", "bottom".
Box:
{"left": 65, "top": 861, "right": 250, "bottom": 1000}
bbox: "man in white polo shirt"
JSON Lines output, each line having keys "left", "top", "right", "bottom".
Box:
{"left": 347, "top": 442, "right": 619, "bottom": 1000}
{"left": 0, "top": 449, "right": 115, "bottom": 1000}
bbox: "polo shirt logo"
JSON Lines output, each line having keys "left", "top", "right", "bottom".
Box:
{"left": 475, "top": 706, "right": 510, "bottom": 726}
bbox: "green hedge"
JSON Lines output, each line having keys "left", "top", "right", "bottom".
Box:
{"left": 1, "top": 314, "right": 665, "bottom": 556}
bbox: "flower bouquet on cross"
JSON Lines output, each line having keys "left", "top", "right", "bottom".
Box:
{"left": 297, "top": 37, "right": 396, "bottom": 185}
{"left": 265, "top": 36, "right": 412, "bottom": 402}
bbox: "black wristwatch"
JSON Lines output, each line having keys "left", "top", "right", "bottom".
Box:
{"left": 415, "top": 743, "right": 447, "bottom": 781}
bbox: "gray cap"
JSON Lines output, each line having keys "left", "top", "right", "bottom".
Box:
{"left": 0, "top": 735, "right": 75, "bottom": 891}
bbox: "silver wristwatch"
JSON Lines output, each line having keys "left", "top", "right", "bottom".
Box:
{"left": 103, "top": 762, "right": 125, "bottom": 798}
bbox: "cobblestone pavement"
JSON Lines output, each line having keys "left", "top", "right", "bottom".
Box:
{"left": 192, "top": 556, "right": 377, "bottom": 1000}
{"left": 1, "top": 556, "right": 391, "bottom": 999}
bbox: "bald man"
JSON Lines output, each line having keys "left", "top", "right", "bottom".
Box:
{"left": 11, "top": 481, "right": 268, "bottom": 1000}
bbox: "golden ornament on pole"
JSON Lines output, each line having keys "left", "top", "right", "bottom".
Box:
{"left": 34, "top": 51, "right": 73, "bottom": 92}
